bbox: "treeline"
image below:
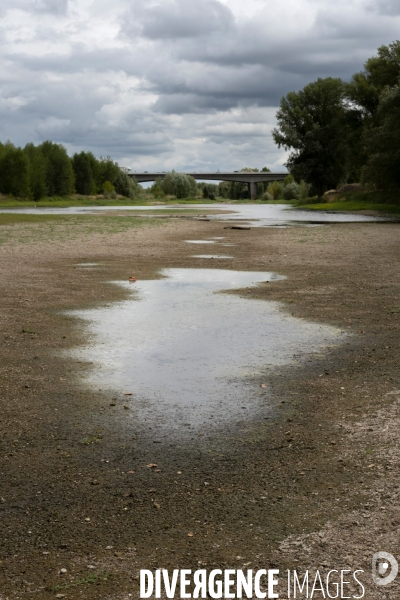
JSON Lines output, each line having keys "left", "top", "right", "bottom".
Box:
{"left": 273, "top": 40, "right": 400, "bottom": 198}
{"left": 150, "top": 167, "right": 277, "bottom": 200}
{"left": 0, "top": 140, "right": 139, "bottom": 200}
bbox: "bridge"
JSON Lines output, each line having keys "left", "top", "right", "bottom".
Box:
{"left": 127, "top": 171, "right": 288, "bottom": 200}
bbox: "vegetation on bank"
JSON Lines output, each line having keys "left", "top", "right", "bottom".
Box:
{"left": 273, "top": 40, "right": 400, "bottom": 200}
{"left": 293, "top": 190, "right": 400, "bottom": 214}
{"left": 0, "top": 141, "right": 140, "bottom": 201}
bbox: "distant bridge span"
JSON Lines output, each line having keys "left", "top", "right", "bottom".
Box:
{"left": 127, "top": 171, "right": 288, "bottom": 199}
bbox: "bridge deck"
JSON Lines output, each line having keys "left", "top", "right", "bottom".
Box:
{"left": 127, "top": 172, "right": 288, "bottom": 199}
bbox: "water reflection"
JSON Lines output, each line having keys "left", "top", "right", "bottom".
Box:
{"left": 69, "top": 268, "right": 344, "bottom": 436}
{"left": 185, "top": 240, "right": 215, "bottom": 244}
{"left": 0, "top": 203, "right": 391, "bottom": 227}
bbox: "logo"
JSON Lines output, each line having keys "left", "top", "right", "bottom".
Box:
{"left": 372, "top": 552, "right": 398, "bottom": 586}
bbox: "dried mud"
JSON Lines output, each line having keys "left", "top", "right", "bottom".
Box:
{"left": 0, "top": 214, "right": 399, "bottom": 599}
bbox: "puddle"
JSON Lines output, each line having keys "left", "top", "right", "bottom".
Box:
{"left": 75, "top": 263, "right": 102, "bottom": 268}
{"left": 192, "top": 255, "right": 233, "bottom": 259}
{"left": 185, "top": 240, "right": 215, "bottom": 244}
{"left": 68, "top": 268, "right": 344, "bottom": 437}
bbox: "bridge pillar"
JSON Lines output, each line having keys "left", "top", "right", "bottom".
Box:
{"left": 248, "top": 181, "right": 257, "bottom": 200}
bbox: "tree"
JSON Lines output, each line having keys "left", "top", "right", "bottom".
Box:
{"left": 72, "top": 151, "right": 96, "bottom": 195}
{"left": 0, "top": 144, "right": 30, "bottom": 198}
{"left": 24, "top": 143, "right": 47, "bottom": 200}
{"left": 95, "top": 157, "right": 121, "bottom": 192}
{"left": 345, "top": 41, "right": 400, "bottom": 181}
{"left": 114, "top": 171, "right": 140, "bottom": 198}
{"left": 273, "top": 78, "right": 350, "bottom": 197}
{"left": 39, "top": 141, "right": 74, "bottom": 196}
{"left": 362, "top": 83, "right": 400, "bottom": 194}
{"left": 347, "top": 41, "right": 400, "bottom": 117}
{"left": 161, "top": 171, "right": 197, "bottom": 198}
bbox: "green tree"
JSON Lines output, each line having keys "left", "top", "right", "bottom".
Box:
{"left": 362, "top": 83, "right": 400, "bottom": 194}
{"left": 150, "top": 178, "right": 165, "bottom": 198}
{"left": 72, "top": 151, "right": 97, "bottom": 195}
{"left": 0, "top": 144, "right": 30, "bottom": 198}
{"left": 345, "top": 41, "right": 400, "bottom": 181}
{"left": 39, "top": 141, "right": 74, "bottom": 196}
{"left": 347, "top": 41, "right": 400, "bottom": 117}
{"left": 161, "top": 171, "right": 197, "bottom": 198}
{"left": 95, "top": 157, "right": 120, "bottom": 192}
{"left": 273, "top": 77, "right": 350, "bottom": 197}
{"left": 114, "top": 171, "right": 140, "bottom": 198}
{"left": 24, "top": 143, "right": 47, "bottom": 200}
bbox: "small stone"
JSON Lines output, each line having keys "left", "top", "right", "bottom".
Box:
{"left": 60, "top": 567, "right": 67, "bottom": 574}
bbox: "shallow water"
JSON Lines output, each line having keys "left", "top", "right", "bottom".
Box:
{"left": 69, "top": 268, "right": 344, "bottom": 436}
{"left": 0, "top": 203, "right": 389, "bottom": 227}
{"left": 185, "top": 240, "right": 215, "bottom": 244}
{"left": 75, "top": 262, "right": 102, "bottom": 268}
{"left": 192, "top": 255, "right": 233, "bottom": 259}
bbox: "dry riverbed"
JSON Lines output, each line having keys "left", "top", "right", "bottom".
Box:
{"left": 0, "top": 213, "right": 399, "bottom": 599}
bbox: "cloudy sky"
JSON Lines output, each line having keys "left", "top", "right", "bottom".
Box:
{"left": 0, "top": 0, "right": 399, "bottom": 171}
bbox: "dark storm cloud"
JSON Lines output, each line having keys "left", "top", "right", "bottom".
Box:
{"left": 0, "top": 0, "right": 399, "bottom": 169}
{"left": 369, "top": 0, "right": 400, "bottom": 15}
{"left": 123, "top": 0, "right": 234, "bottom": 40}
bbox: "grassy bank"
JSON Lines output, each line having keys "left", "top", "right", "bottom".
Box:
{"left": 0, "top": 195, "right": 227, "bottom": 208}
{"left": 294, "top": 190, "right": 400, "bottom": 214}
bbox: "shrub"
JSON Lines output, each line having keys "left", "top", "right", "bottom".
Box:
{"left": 267, "top": 181, "right": 283, "bottom": 199}
{"left": 261, "top": 192, "right": 273, "bottom": 201}
{"left": 299, "top": 180, "right": 311, "bottom": 200}
{"left": 283, "top": 174, "right": 295, "bottom": 186}
{"left": 282, "top": 182, "right": 301, "bottom": 200}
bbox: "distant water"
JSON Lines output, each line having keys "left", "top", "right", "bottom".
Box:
{"left": 0, "top": 202, "right": 390, "bottom": 227}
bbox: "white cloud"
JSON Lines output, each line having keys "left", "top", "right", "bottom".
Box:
{"left": 0, "top": 0, "right": 398, "bottom": 170}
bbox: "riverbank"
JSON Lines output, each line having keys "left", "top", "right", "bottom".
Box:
{"left": 0, "top": 213, "right": 399, "bottom": 598}
{"left": 295, "top": 190, "right": 400, "bottom": 215}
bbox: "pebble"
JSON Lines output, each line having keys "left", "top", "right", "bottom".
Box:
{"left": 60, "top": 567, "right": 67, "bottom": 574}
